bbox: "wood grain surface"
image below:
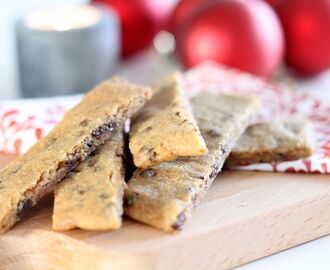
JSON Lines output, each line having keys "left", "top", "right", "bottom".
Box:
{"left": 0, "top": 154, "right": 329, "bottom": 270}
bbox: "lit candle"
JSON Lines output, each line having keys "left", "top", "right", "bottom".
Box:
{"left": 17, "top": 4, "right": 120, "bottom": 97}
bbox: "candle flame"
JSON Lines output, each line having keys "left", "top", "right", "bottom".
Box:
{"left": 25, "top": 5, "right": 101, "bottom": 31}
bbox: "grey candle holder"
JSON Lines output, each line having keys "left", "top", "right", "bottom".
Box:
{"left": 16, "top": 6, "right": 120, "bottom": 98}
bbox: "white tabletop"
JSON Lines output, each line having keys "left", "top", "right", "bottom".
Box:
{"left": 239, "top": 235, "right": 330, "bottom": 269}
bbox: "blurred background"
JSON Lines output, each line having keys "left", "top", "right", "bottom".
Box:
{"left": 1, "top": 0, "right": 330, "bottom": 99}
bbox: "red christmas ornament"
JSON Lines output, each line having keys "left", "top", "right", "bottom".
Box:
{"left": 176, "top": 0, "right": 284, "bottom": 77}
{"left": 94, "top": 0, "right": 176, "bottom": 57}
{"left": 277, "top": 0, "right": 330, "bottom": 76}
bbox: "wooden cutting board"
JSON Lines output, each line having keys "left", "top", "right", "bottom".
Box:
{"left": 0, "top": 154, "right": 329, "bottom": 270}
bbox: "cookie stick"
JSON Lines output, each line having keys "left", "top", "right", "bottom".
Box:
{"left": 124, "top": 93, "right": 260, "bottom": 232}
{"left": 226, "top": 119, "right": 314, "bottom": 166}
{"left": 0, "top": 77, "right": 151, "bottom": 234}
{"left": 53, "top": 129, "right": 125, "bottom": 231}
{"left": 129, "top": 72, "right": 207, "bottom": 169}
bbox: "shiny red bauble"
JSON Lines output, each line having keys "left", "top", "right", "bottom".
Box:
{"left": 176, "top": 0, "right": 284, "bottom": 77}
{"left": 94, "top": 0, "right": 176, "bottom": 57}
{"left": 177, "top": 0, "right": 284, "bottom": 76}
{"left": 277, "top": 0, "right": 330, "bottom": 75}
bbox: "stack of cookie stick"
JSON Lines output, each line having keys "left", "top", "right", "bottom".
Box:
{"left": 0, "top": 71, "right": 314, "bottom": 234}
{"left": 0, "top": 77, "right": 152, "bottom": 233}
